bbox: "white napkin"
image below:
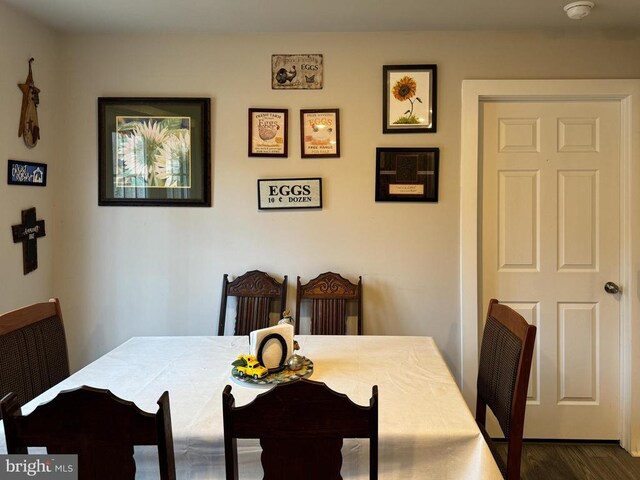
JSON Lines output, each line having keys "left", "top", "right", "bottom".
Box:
{"left": 249, "top": 323, "right": 294, "bottom": 369}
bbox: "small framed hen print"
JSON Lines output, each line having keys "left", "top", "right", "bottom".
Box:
{"left": 248, "top": 108, "right": 288, "bottom": 157}
{"left": 300, "top": 109, "right": 340, "bottom": 158}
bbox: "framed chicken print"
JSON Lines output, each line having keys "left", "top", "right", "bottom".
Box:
{"left": 248, "top": 108, "right": 288, "bottom": 157}
{"left": 383, "top": 65, "right": 437, "bottom": 134}
{"left": 300, "top": 109, "right": 340, "bottom": 158}
{"left": 98, "top": 97, "right": 211, "bottom": 206}
{"left": 271, "top": 54, "right": 323, "bottom": 90}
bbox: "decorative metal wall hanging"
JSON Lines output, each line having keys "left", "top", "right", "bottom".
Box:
{"left": 271, "top": 54, "right": 323, "bottom": 90}
{"left": 18, "top": 58, "right": 41, "bottom": 148}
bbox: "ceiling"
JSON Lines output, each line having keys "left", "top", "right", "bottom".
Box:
{"left": 3, "top": 0, "right": 640, "bottom": 34}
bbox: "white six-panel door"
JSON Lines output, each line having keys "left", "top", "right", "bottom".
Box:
{"left": 482, "top": 100, "right": 620, "bottom": 439}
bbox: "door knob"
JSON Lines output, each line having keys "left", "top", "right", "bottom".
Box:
{"left": 604, "top": 282, "right": 620, "bottom": 294}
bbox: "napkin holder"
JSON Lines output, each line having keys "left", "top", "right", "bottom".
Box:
{"left": 249, "top": 323, "right": 294, "bottom": 373}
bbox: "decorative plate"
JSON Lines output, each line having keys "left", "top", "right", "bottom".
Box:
{"left": 231, "top": 357, "right": 314, "bottom": 386}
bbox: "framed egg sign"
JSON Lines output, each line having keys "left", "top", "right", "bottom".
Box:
{"left": 300, "top": 109, "right": 340, "bottom": 158}
{"left": 257, "top": 177, "right": 322, "bottom": 210}
{"left": 248, "top": 108, "right": 288, "bottom": 157}
{"left": 271, "top": 54, "right": 323, "bottom": 90}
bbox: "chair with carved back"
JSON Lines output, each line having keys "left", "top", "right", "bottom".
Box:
{"left": 476, "top": 299, "right": 537, "bottom": 480}
{"left": 1, "top": 385, "right": 176, "bottom": 480}
{"left": 218, "top": 270, "right": 288, "bottom": 336}
{"left": 295, "top": 272, "right": 362, "bottom": 335}
{"left": 223, "top": 378, "right": 378, "bottom": 480}
{"left": 0, "top": 298, "right": 70, "bottom": 414}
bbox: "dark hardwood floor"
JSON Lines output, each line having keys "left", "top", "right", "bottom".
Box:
{"left": 494, "top": 441, "right": 640, "bottom": 480}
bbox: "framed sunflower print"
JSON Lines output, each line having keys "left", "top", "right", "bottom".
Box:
{"left": 300, "top": 109, "right": 340, "bottom": 158}
{"left": 383, "top": 64, "right": 437, "bottom": 134}
{"left": 98, "top": 97, "right": 211, "bottom": 206}
{"left": 248, "top": 108, "right": 288, "bottom": 157}
{"left": 375, "top": 147, "right": 439, "bottom": 202}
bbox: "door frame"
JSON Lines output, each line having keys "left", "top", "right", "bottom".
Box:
{"left": 460, "top": 79, "right": 640, "bottom": 454}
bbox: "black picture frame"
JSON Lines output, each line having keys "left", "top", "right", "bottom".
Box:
{"left": 8, "top": 160, "right": 47, "bottom": 186}
{"left": 257, "top": 178, "right": 322, "bottom": 210}
{"left": 383, "top": 64, "right": 437, "bottom": 134}
{"left": 248, "top": 108, "right": 288, "bottom": 157}
{"left": 300, "top": 109, "right": 340, "bottom": 158}
{"left": 98, "top": 97, "right": 211, "bottom": 207}
{"left": 375, "top": 147, "right": 439, "bottom": 202}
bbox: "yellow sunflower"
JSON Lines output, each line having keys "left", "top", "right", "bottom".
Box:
{"left": 392, "top": 76, "right": 417, "bottom": 101}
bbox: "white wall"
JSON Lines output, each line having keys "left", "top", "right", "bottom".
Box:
{"left": 53, "top": 30, "right": 640, "bottom": 378}
{"left": 0, "top": 3, "right": 60, "bottom": 312}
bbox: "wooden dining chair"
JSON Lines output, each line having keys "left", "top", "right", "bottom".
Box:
{"left": 218, "top": 270, "right": 287, "bottom": 336}
{"left": 223, "top": 378, "right": 378, "bottom": 480}
{"left": 0, "top": 298, "right": 70, "bottom": 413}
{"left": 295, "top": 272, "right": 362, "bottom": 335}
{"left": 1, "top": 385, "right": 176, "bottom": 480}
{"left": 476, "top": 299, "right": 536, "bottom": 480}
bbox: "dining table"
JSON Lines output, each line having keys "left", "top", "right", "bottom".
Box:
{"left": 0, "top": 335, "right": 502, "bottom": 479}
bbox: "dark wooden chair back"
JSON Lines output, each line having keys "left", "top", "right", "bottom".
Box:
{"left": 223, "top": 379, "right": 378, "bottom": 480}
{"left": 1, "top": 385, "right": 176, "bottom": 480}
{"left": 218, "top": 270, "right": 287, "bottom": 335}
{"left": 295, "top": 272, "right": 362, "bottom": 335}
{"left": 476, "top": 299, "right": 536, "bottom": 480}
{"left": 0, "top": 298, "right": 70, "bottom": 412}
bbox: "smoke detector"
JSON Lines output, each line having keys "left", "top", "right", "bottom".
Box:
{"left": 564, "top": 1, "right": 595, "bottom": 20}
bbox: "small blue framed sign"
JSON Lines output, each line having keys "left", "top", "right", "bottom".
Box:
{"left": 8, "top": 160, "right": 47, "bottom": 186}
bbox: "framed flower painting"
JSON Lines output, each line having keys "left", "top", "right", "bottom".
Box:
{"left": 98, "top": 97, "right": 211, "bottom": 206}
{"left": 383, "top": 65, "right": 437, "bottom": 134}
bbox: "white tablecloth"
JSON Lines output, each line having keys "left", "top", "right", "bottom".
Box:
{"left": 1, "top": 336, "right": 501, "bottom": 479}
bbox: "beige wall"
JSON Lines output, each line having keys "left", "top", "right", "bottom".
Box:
{"left": 2, "top": 6, "right": 640, "bottom": 384}
{"left": 0, "top": 3, "right": 60, "bottom": 312}
{"left": 53, "top": 30, "right": 640, "bottom": 377}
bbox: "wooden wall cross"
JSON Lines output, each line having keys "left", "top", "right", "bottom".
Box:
{"left": 12, "top": 207, "right": 46, "bottom": 274}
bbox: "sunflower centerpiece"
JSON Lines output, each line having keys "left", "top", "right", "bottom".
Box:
{"left": 392, "top": 75, "right": 422, "bottom": 125}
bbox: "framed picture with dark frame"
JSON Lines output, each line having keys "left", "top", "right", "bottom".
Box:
{"left": 248, "top": 108, "right": 288, "bottom": 157}
{"left": 300, "top": 109, "right": 340, "bottom": 158}
{"left": 98, "top": 97, "right": 211, "bottom": 207}
{"left": 383, "top": 64, "right": 437, "bottom": 134}
{"left": 375, "top": 147, "right": 439, "bottom": 202}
